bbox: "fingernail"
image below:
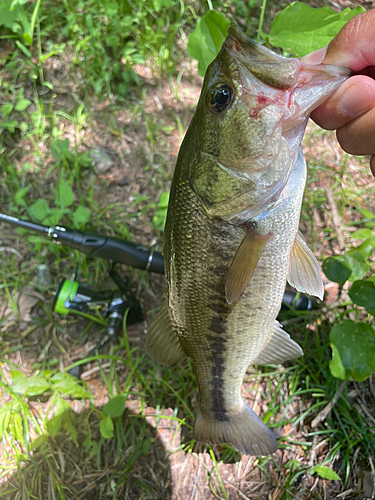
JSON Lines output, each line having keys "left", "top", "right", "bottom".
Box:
{"left": 340, "top": 84, "right": 375, "bottom": 115}
{"left": 301, "top": 47, "right": 328, "bottom": 65}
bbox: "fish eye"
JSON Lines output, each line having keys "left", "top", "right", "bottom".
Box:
{"left": 208, "top": 84, "right": 234, "bottom": 113}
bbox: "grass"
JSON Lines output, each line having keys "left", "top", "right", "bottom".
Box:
{"left": 1, "top": 0, "right": 375, "bottom": 499}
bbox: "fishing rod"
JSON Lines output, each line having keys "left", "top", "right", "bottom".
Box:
{"left": 0, "top": 213, "right": 312, "bottom": 375}
{"left": 0, "top": 213, "right": 164, "bottom": 274}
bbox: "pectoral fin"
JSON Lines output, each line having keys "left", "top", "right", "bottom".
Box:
{"left": 146, "top": 300, "right": 186, "bottom": 366}
{"left": 253, "top": 321, "right": 303, "bottom": 365}
{"left": 287, "top": 231, "right": 324, "bottom": 300}
{"left": 225, "top": 224, "right": 270, "bottom": 304}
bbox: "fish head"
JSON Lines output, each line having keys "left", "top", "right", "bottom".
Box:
{"left": 189, "top": 23, "right": 350, "bottom": 217}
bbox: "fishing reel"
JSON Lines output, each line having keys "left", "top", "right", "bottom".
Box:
{"left": 53, "top": 263, "right": 143, "bottom": 377}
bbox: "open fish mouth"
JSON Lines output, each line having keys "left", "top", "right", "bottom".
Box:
{"left": 225, "top": 23, "right": 351, "bottom": 124}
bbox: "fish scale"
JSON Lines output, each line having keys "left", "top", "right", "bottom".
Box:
{"left": 146, "top": 23, "right": 350, "bottom": 455}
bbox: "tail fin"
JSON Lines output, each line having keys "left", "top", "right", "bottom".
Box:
{"left": 194, "top": 404, "right": 278, "bottom": 456}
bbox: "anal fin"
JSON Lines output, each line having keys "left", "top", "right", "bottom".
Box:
{"left": 253, "top": 321, "right": 303, "bottom": 365}
{"left": 287, "top": 231, "right": 324, "bottom": 300}
{"left": 146, "top": 300, "right": 186, "bottom": 366}
{"left": 225, "top": 223, "right": 270, "bottom": 304}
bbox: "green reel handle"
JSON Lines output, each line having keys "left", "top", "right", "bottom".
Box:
{"left": 53, "top": 279, "right": 143, "bottom": 330}
{"left": 54, "top": 280, "right": 113, "bottom": 326}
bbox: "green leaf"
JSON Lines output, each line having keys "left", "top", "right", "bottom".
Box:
{"left": 22, "top": 162, "right": 34, "bottom": 172}
{"left": 158, "top": 191, "right": 169, "bottom": 208}
{"left": 104, "top": 1, "right": 118, "bottom": 16}
{"left": 43, "top": 81, "right": 54, "bottom": 90}
{"left": 322, "top": 256, "right": 351, "bottom": 286}
{"left": 284, "top": 459, "right": 301, "bottom": 470}
{"left": 15, "top": 40, "right": 32, "bottom": 58}
{"left": 11, "top": 369, "right": 27, "bottom": 385}
{"left": 1, "top": 120, "right": 18, "bottom": 133}
{"left": 0, "top": 3, "right": 20, "bottom": 28}
{"left": 13, "top": 375, "right": 50, "bottom": 396}
{"left": 47, "top": 413, "right": 64, "bottom": 438}
{"left": 152, "top": 0, "right": 175, "bottom": 12}
{"left": 15, "top": 98, "right": 31, "bottom": 111}
{"left": 54, "top": 395, "right": 71, "bottom": 416}
{"left": 142, "top": 437, "right": 151, "bottom": 454}
{"left": 0, "top": 402, "right": 22, "bottom": 439}
{"left": 266, "top": 3, "right": 365, "bottom": 57}
{"left": 14, "top": 185, "right": 31, "bottom": 206}
{"left": 51, "top": 138, "right": 73, "bottom": 163}
{"left": 100, "top": 415, "right": 114, "bottom": 439}
{"left": 329, "top": 320, "right": 375, "bottom": 382}
{"left": 44, "top": 208, "right": 71, "bottom": 226}
{"left": 187, "top": 10, "right": 230, "bottom": 77}
{"left": 63, "top": 411, "right": 78, "bottom": 445}
{"left": 9, "top": 412, "right": 23, "bottom": 441}
{"left": 342, "top": 250, "right": 370, "bottom": 282}
{"left": 359, "top": 207, "right": 375, "bottom": 220}
{"left": 354, "top": 237, "right": 375, "bottom": 258}
{"left": 72, "top": 206, "right": 90, "bottom": 227}
{"left": 30, "top": 198, "right": 51, "bottom": 221}
{"left": 22, "top": 32, "right": 32, "bottom": 44}
{"left": 11, "top": 0, "right": 29, "bottom": 7}
{"left": 27, "top": 235, "right": 43, "bottom": 244}
{"left": 57, "top": 181, "right": 74, "bottom": 209}
{"left": 152, "top": 191, "right": 170, "bottom": 231}
{"left": 51, "top": 373, "right": 90, "bottom": 399}
{"left": 106, "top": 35, "right": 119, "bottom": 48}
{"left": 30, "top": 434, "right": 48, "bottom": 451}
{"left": 2, "top": 103, "right": 13, "bottom": 117}
{"left": 103, "top": 394, "right": 127, "bottom": 418}
{"left": 314, "top": 465, "right": 340, "bottom": 481}
{"left": 349, "top": 280, "right": 375, "bottom": 310}
{"left": 78, "top": 151, "right": 92, "bottom": 168}
{"left": 0, "top": 406, "right": 12, "bottom": 439}
{"left": 350, "top": 229, "right": 372, "bottom": 240}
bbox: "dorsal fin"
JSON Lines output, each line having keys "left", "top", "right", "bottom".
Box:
{"left": 225, "top": 223, "right": 270, "bottom": 304}
{"left": 287, "top": 231, "right": 324, "bottom": 300}
{"left": 146, "top": 300, "right": 186, "bottom": 366}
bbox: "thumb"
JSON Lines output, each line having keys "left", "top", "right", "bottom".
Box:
{"left": 321, "top": 10, "right": 375, "bottom": 71}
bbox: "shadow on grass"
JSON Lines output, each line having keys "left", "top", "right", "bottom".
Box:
{"left": 0, "top": 405, "right": 173, "bottom": 500}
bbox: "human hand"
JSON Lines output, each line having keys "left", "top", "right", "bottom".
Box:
{"left": 301, "top": 9, "right": 375, "bottom": 176}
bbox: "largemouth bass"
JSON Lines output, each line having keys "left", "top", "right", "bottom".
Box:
{"left": 147, "top": 24, "right": 350, "bottom": 456}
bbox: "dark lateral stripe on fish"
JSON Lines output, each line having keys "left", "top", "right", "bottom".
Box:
{"left": 207, "top": 305, "right": 231, "bottom": 417}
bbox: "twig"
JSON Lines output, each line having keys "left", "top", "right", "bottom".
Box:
{"left": 293, "top": 435, "right": 319, "bottom": 500}
{"left": 354, "top": 403, "right": 375, "bottom": 432}
{"left": 80, "top": 362, "right": 111, "bottom": 379}
{"left": 311, "top": 381, "right": 347, "bottom": 428}
{"left": 370, "top": 376, "right": 375, "bottom": 400}
{"left": 368, "top": 456, "right": 375, "bottom": 499}
{"left": 226, "top": 482, "right": 254, "bottom": 499}
{"left": 0, "top": 246, "right": 22, "bottom": 258}
{"left": 324, "top": 186, "right": 345, "bottom": 250}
